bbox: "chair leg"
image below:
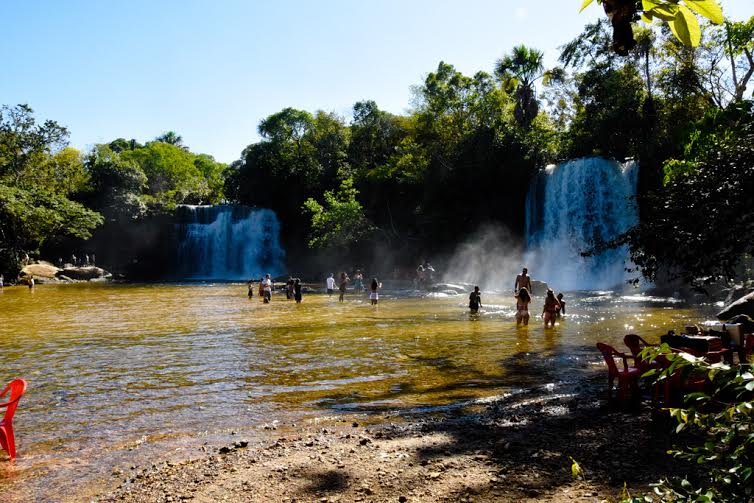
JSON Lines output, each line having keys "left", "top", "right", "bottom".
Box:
{"left": 0, "top": 428, "right": 8, "bottom": 460}
{"left": 607, "top": 376, "right": 614, "bottom": 400}
{"left": 0, "top": 425, "right": 15, "bottom": 461}
{"left": 6, "top": 424, "right": 15, "bottom": 460}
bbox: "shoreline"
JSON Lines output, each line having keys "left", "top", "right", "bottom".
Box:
{"left": 93, "top": 376, "right": 689, "bottom": 503}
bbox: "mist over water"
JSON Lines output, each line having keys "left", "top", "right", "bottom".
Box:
{"left": 441, "top": 224, "right": 524, "bottom": 293}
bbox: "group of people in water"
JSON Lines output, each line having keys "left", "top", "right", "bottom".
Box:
{"left": 248, "top": 265, "right": 565, "bottom": 325}
{"left": 327, "top": 271, "right": 382, "bottom": 305}
{"left": 249, "top": 269, "right": 383, "bottom": 305}
{"left": 469, "top": 267, "right": 566, "bottom": 328}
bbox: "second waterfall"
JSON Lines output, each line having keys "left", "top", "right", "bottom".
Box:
{"left": 175, "top": 205, "right": 285, "bottom": 280}
{"left": 525, "top": 157, "right": 639, "bottom": 291}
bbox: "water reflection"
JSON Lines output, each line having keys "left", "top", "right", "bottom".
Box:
{"left": 0, "top": 283, "right": 713, "bottom": 498}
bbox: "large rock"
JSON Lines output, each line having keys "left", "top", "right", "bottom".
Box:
{"left": 21, "top": 262, "right": 61, "bottom": 279}
{"left": 717, "top": 290, "right": 754, "bottom": 320}
{"left": 56, "top": 266, "right": 111, "bottom": 281}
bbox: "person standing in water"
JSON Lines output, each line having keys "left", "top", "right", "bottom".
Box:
{"left": 262, "top": 274, "right": 273, "bottom": 303}
{"left": 556, "top": 293, "right": 566, "bottom": 318}
{"left": 469, "top": 286, "right": 482, "bottom": 314}
{"left": 542, "top": 289, "right": 561, "bottom": 328}
{"left": 353, "top": 270, "right": 364, "bottom": 294}
{"left": 294, "top": 278, "right": 303, "bottom": 304}
{"left": 338, "top": 272, "right": 350, "bottom": 302}
{"left": 28, "top": 274, "right": 35, "bottom": 289}
{"left": 514, "top": 267, "right": 533, "bottom": 295}
{"left": 0, "top": 274, "right": 4, "bottom": 289}
{"left": 515, "top": 287, "right": 531, "bottom": 326}
{"left": 326, "top": 273, "right": 335, "bottom": 296}
{"left": 247, "top": 279, "right": 255, "bottom": 298}
{"left": 369, "top": 278, "right": 382, "bottom": 305}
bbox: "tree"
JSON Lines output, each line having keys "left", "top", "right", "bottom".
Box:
{"left": 0, "top": 104, "right": 69, "bottom": 188}
{"left": 616, "top": 102, "right": 754, "bottom": 288}
{"left": 495, "top": 45, "right": 558, "bottom": 129}
{"left": 302, "top": 178, "right": 373, "bottom": 249}
{"left": 154, "top": 131, "right": 187, "bottom": 150}
{"left": 0, "top": 104, "right": 103, "bottom": 274}
{"left": 723, "top": 17, "right": 754, "bottom": 101}
{"left": 121, "top": 142, "right": 207, "bottom": 207}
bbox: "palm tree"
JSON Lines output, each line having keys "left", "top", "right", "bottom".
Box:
{"left": 495, "top": 45, "right": 551, "bottom": 129}
{"left": 155, "top": 131, "right": 187, "bottom": 149}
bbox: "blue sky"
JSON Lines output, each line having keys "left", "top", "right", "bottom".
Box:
{"left": 2, "top": 1, "right": 752, "bottom": 164}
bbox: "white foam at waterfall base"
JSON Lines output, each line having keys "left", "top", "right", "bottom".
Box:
{"left": 177, "top": 206, "right": 285, "bottom": 280}
{"left": 524, "top": 157, "right": 638, "bottom": 291}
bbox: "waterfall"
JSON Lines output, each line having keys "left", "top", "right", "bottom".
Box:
{"left": 175, "top": 205, "right": 285, "bottom": 280}
{"left": 524, "top": 157, "right": 639, "bottom": 291}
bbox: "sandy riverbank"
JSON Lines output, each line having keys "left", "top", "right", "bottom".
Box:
{"left": 93, "top": 376, "right": 692, "bottom": 503}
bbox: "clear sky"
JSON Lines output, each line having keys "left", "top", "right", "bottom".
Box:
{"left": 2, "top": 1, "right": 752, "bottom": 164}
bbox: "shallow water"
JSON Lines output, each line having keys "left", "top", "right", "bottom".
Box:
{"left": 0, "top": 283, "right": 712, "bottom": 500}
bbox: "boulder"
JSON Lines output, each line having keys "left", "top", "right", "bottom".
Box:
{"left": 56, "top": 266, "right": 111, "bottom": 281}
{"left": 530, "top": 280, "right": 549, "bottom": 295}
{"left": 717, "top": 290, "right": 754, "bottom": 320}
{"left": 21, "top": 263, "right": 61, "bottom": 279}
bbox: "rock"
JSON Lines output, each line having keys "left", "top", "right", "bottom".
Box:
{"left": 717, "top": 290, "right": 754, "bottom": 321}
{"left": 530, "top": 279, "right": 549, "bottom": 295}
{"left": 218, "top": 446, "right": 232, "bottom": 454}
{"left": 21, "top": 262, "right": 60, "bottom": 279}
{"left": 56, "top": 266, "right": 111, "bottom": 281}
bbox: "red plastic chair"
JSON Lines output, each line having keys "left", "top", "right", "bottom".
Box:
{"left": 0, "top": 379, "right": 28, "bottom": 461}
{"left": 623, "top": 334, "right": 659, "bottom": 374}
{"left": 596, "top": 342, "right": 641, "bottom": 403}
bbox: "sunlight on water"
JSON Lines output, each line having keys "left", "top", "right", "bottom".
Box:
{"left": 0, "top": 283, "right": 715, "bottom": 499}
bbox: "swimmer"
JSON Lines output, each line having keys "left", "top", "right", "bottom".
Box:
{"left": 542, "top": 289, "right": 560, "bottom": 328}
{"left": 369, "top": 278, "right": 382, "bottom": 305}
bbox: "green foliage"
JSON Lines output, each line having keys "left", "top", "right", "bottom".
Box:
{"left": 0, "top": 184, "right": 103, "bottom": 274}
{"left": 495, "top": 45, "right": 552, "bottom": 128}
{"left": 302, "top": 178, "right": 373, "bottom": 249}
{"left": 630, "top": 345, "right": 754, "bottom": 502}
{"left": 616, "top": 102, "right": 754, "bottom": 287}
{"left": 0, "top": 104, "right": 104, "bottom": 274}
{"left": 579, "top": 0, "right": 724, "bottom": 49}
{"left": 0, "top": 104, "right": 69, "bottom": 188}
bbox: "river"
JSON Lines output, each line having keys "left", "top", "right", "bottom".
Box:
{"left": 0, "top": 282, "right": 712, "bottom": 501}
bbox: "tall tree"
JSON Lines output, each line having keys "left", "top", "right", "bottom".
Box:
{"left": 495, "top": 45, "right": 551, "bottom": 129}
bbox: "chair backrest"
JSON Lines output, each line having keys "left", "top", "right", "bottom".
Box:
{"left": 596, "top": 342, "right": 620, "bottom": 375}
{"left": 0, "top": 379, "right": 28, "bottom": 424}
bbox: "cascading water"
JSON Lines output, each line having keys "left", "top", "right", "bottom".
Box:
{"left": 175, "top": 205, "right": 285, "bottom": 280}
{"left": 525, "top": 157, "right": 639, "bottom": 291}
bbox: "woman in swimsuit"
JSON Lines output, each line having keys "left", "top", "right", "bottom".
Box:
{"left": 515, "top": 287, "right": 531, "bottom": 326}
{"left": 542, "top": 289, "right": 561, "bottom": 328}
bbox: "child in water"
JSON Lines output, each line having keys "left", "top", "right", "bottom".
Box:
{"left": 369, "top": 278, "right": 382, "bottom": 305}
{"left": 469, "top": 286, "right": 482, "bottom": 313}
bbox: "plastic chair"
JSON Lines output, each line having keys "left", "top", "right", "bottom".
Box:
{"left": 596, "top": 342, "right": 641, "bottom": 403}
{"left": 623, "top": 334, "right": 659, "bottom": 373}
{"left": 0, "top": 379, "right": 28, "bottom": 461}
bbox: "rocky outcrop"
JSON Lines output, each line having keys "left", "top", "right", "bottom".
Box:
{"left": 20, "top": 262, "right": 60, "bottom": 279}
{"left": 56, "top": 266, "right": 111, "bottom": 281}
{"left": 717, "top": 290, "right": 754, "bottom": 320}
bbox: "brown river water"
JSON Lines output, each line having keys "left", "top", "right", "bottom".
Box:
{"left": 0, "top": 282, "right": 714, "bottom": 501}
